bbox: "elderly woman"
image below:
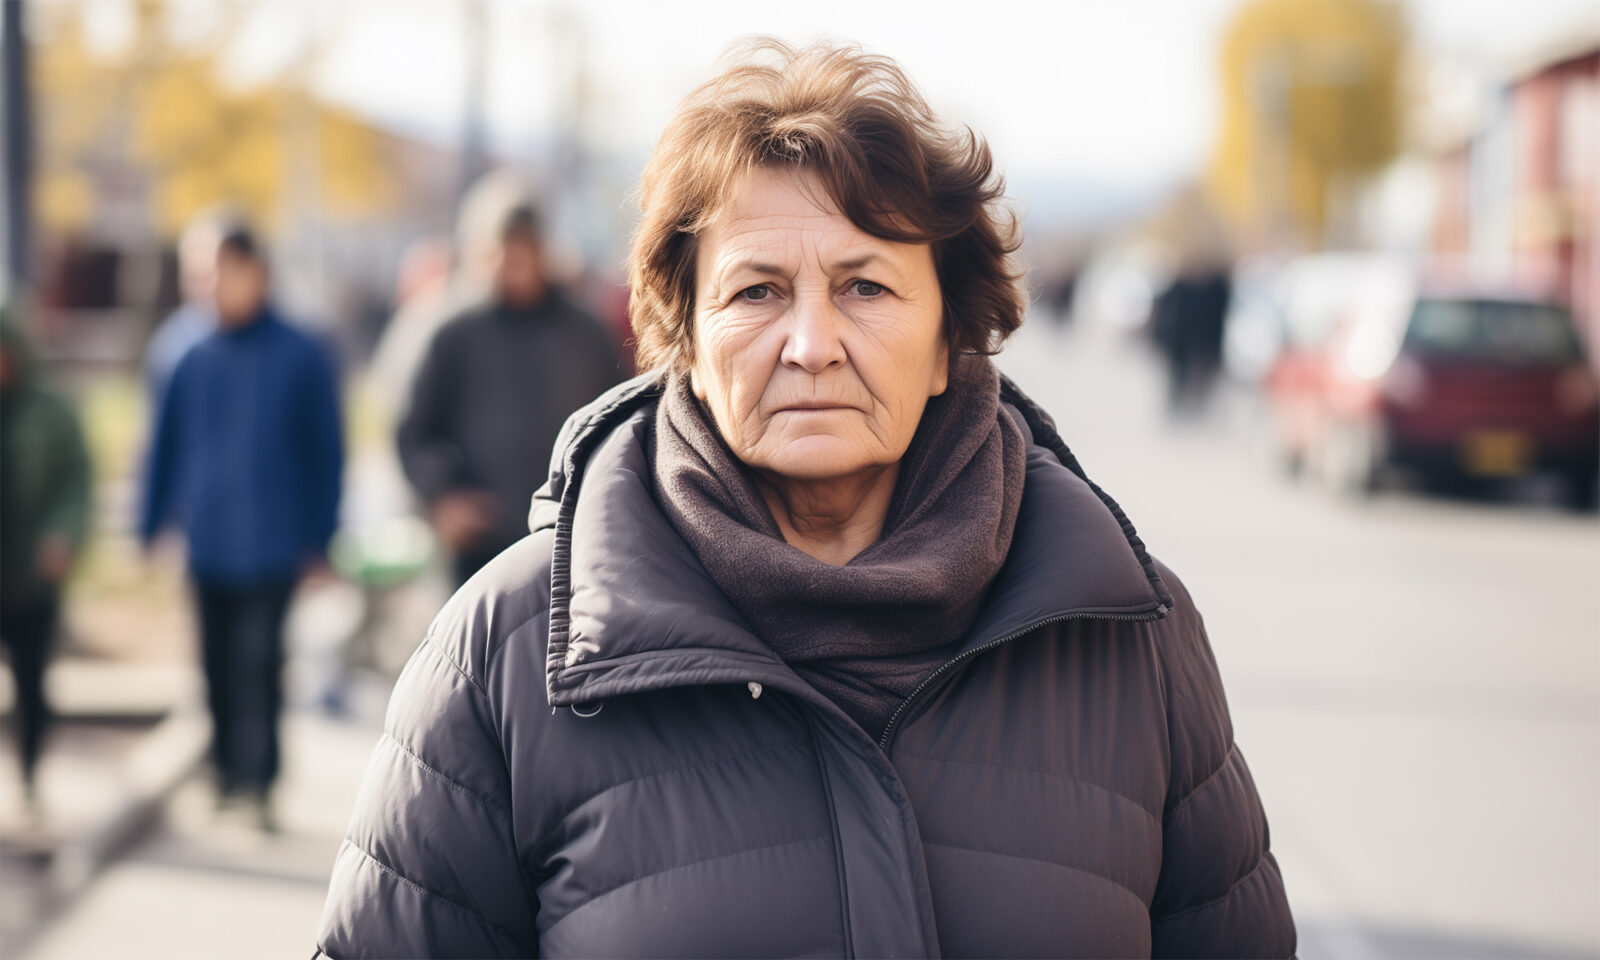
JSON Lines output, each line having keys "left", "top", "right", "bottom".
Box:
{"left": 317, "top": 41, "right": 1294, "bottom": 958}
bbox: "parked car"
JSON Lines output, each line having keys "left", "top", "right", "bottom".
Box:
{"left": 1265, "top": 265, "right": 1600, "bottom": 509}
{"left": 1260, "top": 254, "right": 1405, "bottom": 474}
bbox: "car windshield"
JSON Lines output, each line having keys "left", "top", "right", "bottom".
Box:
{"left": 1403, "top": 299, "right": 1582, "bottom": 364}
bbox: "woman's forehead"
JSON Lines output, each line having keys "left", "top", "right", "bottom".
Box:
{"left": 724, "top": 165, "right": 836, "bottom": 212}
{"left": 702, "top": 168, "right": 917, "bottom": 266}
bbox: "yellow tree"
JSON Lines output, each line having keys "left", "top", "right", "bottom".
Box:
{"left": 1209, "top": 0, "right": 1405, "bottom": 248}
{"left": 33, "top": 0, "right": 394, "bottom": 239}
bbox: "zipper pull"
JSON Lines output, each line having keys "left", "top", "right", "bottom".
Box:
{"left": 747, "top": 681, "right": 763, "bottom": 700}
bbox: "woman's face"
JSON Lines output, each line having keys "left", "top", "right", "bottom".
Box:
{"left": 691, "top": 167, "right": 948, "bottom": 483}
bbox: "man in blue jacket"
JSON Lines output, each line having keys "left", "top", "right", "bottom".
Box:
{"left": 141, "top": 227, "right": 343, "bottom": 829}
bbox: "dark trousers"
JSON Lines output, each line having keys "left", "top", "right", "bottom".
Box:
{"left": 195, "top": 579, "right": 295, "bottom": 793}
{"left": 0, "top": 591, "right": 60, "bottom": 787}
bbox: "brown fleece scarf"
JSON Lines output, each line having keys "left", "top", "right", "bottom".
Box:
{"left": 650, "top": 354, "right": 1026, "bottom": 737}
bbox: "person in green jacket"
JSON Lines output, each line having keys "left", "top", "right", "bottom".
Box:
{"left": 0, "top": 309, "right": 92, "bottom": 811}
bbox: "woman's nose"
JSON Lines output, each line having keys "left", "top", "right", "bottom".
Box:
{"left": 780, "top": 295, "right": 848, "bottom": 373}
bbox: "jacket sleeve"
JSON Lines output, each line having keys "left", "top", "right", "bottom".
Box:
{"left": 138, "top": 358, "right": 186, "bottom": 547}
{"left": 396, "top": 322, "right": 465, "bottom": 505}
{"left": 298, "top": 339, "right": 344, "bottom": 559}
{"left": 1149, "top": 564, "right": 1295, "bottom": 958}
{"left": 43, "top": 396, "right": 93, "bottom": 555}
{"left": 316, "top": 630, "right": 539, "bottom": 958}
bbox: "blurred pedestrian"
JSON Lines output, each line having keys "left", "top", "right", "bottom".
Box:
{"left": 143, "top": 211, "right": 226, "bottom": 406}
{"left": 1151, "top": 262, "right": 1231, "bottom": 415}
{"left": 0, "top": 309, "right": 92, "bottom": 816}
{"left": 366, "top": 234, "right": 454, "bottom": 422}
{"left": 139, "top": 228, "right": 343, "bottom": 830}
{"left": 397, "top": 194, "right": 621, "bottom": 585}
{"left": 369, "top": 171, "right": 541, "bottom": 427}
{"left": 319, "top": 41, "right": 1294, "bottom": 957}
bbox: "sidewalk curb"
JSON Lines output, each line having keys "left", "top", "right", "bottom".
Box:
{"left": 46, "top": 700, "right": 210, "bottom": 898}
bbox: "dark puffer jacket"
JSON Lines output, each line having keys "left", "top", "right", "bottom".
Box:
{"left": 316, "top": 375, "right": 1295, "bottom": 958}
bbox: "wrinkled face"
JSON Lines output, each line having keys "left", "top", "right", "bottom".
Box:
{"left": 692, "top": 167, "right": 948, "bottom": 482}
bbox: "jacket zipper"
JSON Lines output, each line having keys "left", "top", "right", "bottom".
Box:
{"left": 877, "top": 606, "right": 1168, "bottom": 751}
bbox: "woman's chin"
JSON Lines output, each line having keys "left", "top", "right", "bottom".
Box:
{"left": 752, "top": 435, "right": 890, "bottom": 483}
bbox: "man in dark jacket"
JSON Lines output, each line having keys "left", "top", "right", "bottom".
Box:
{"left": 397, "top": 200, "right": 621, "bottom": 585}
{"left": 1151, "top": 265, "right": 1231, "bottom": 415}
{"left": 140, "top": 228, "right": 343, "bottom": 827}
{"left": 0, "top": 310, "right": 92, "bottom": 813}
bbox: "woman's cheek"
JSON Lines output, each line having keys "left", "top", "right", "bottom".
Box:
{"left": 702, "top": 308, "right": 766, "bottom": 366}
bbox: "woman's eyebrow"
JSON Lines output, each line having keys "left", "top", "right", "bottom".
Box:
{"left": 722, "top": 259, "right": 787, "bottom": 278}
{"left": 831, "top": 253, "right": 883, "bottom": 271}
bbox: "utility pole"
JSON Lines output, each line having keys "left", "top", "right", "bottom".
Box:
{"left": 2, "top": 0, "right": 33, "bottom": 308}
{"left": 457, "top": 0, "right": 488, "bottom": 204}
{"left": 282, "top": 0, "right": 325, "bottom": 320}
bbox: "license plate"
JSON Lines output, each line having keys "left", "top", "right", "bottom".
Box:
{"left": 1461, "top": 430, "right": 1532, "bottom": 476}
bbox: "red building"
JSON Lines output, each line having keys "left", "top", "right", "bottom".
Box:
{"left": 1431, "top": 27, "right": 1600, "bottom": 366}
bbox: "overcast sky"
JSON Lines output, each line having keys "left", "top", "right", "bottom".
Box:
{"left": 77, "top": 0, "right": 1600, "bottom": 199}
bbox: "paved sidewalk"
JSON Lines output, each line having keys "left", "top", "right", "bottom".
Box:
{"left": 19, "top": 698, "right": 385, "bottom": 960}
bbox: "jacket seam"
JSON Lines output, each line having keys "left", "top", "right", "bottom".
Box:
{"left": 545, "top": 835, "right": 832, "bottom": 933}
{"left": 892, "top": 749, "right": 1161, "bottom": 827}
{"left": 805, "top": 713, "right": 854, "bottom": 958}
{"left": 485, "top": 608, "right": 551, "bottom": 736}
{"left": 344, "top": 840, "right": 532, "bottom": 949}
{"left": 1150, "top": 852, "right": 1268, "bottom": 925}
{"left": 425, "top": 597, "right": 554, "bottom": 708}
{"left": 420, "top": 629, "right": 492, "bottom": 704}
{"left": 922, "top": 840, "right": 1149, "bottom": 909}
{"left": 558, "top": 645, "right": 784, "bottom": 678}
{"left": 381, "top": 732, "right": 511, "bottom": 824}
{"left": 1164, "top": 741, "right": 1239, "bottom": 824}
{"left": 543, "top": 740, "right": 813, "bottom": 850}
{"left": 485, "top": 611, "right": 544, "bottom": 684}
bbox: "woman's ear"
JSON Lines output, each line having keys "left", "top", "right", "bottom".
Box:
{"left": 929, "top": 339, "right": 951, "bottom": 397}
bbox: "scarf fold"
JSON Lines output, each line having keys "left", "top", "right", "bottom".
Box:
{"left": 651, "top": 354, "right": 1027, "bottom": 736}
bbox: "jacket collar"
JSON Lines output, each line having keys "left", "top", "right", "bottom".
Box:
{"left": 218, "top": 303, "right": 279, "bottom": 335}
{"left": 531, "top": 372, "right": 1171, "bottom": 709}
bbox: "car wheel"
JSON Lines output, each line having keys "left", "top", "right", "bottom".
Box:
{"left": 1563, "top": 465, "right": 1599, "bottom": 512}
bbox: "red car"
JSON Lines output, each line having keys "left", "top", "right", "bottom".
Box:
{"left": 1266, "top": 268, "right": 1600, "bottom": 509}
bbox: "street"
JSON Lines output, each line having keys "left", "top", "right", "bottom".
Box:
{"left": 11, "top": 315, "right": 1599, "bottom": 958}
{"left": 999, "top": 319, "right": 1600, "bottom": 957}
{"left": 16, "top": 706, "right": 383, "bottom": 959}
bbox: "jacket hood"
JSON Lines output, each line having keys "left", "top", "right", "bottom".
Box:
{"left": 529, "top": 371, "right": 1172, "bottom": 710}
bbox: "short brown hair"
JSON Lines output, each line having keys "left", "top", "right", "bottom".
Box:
{"left": 627, "top": 39, "right": 1025, "bottom": 372}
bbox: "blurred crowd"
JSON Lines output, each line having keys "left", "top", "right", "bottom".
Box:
{"left": 2, "top": 172, "right": 630, "bottom": 829}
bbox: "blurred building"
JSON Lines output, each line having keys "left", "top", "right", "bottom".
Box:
{"left": 1429, "top": 24, "right": 1600, "bottom": 362}
{"left": 25, "top": 2, "right": 462, "bottom": 371}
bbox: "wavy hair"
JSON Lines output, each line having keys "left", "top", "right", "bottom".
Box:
{"left": 627, "top": 39, "right": 1025, "bottom": 372}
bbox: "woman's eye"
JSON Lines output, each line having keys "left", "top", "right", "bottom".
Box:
{"left": 851, "top": 280, "right": 885, "bottom": 297}
{"left": 737, "top": 284, "right": 771, "bottom": 302}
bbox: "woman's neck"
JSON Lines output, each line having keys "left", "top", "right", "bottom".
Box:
{"left": 756, "top": 464, "right": 900, "bottom": 566}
